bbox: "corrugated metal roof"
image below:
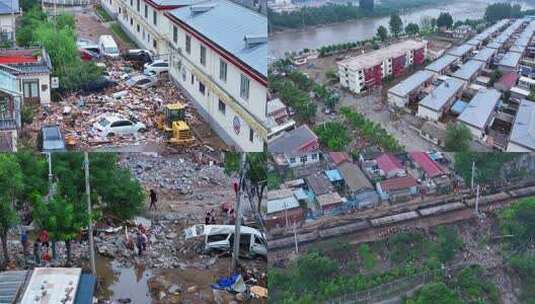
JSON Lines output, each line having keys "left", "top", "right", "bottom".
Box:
{"left": 168, "top": 0, "right": 266, "bottom": 77}
{"left": 419, "top": 77, "right": 464, "bottom": 111}
{"left": 389, "top": 70, "right": 434, "bottom": 97}
{"left": 337, "top": 161, "right": 372, "bottom": 192}
{"left": 447, "top": 44, "right": 473, "bottom": 58}
{"left": 268, "top": 125, "right": 318, "bottom": 154}
{"left": 472, "top": 47, "right": 496, "bottom": 63}
{"left": 487, "top": 40, "right": 504, "bottom": 49}
{"left": 458, "top": 88, "right": 501, "bottom": 130}
{"left": 510, "top": 99, "right": 535, "bottom": 150}
{"left": 409, "top": 151, "right": 443, "bottom": 178}
{"left": 376, "top": 153, "right": 403, "bottom": 174}
{"left": 378, "top": 176, "right": 418, "bottom": 191}
{"left": 425, "top": 54, "right": 458, "bottom": 73}
{"left": 74, "top": 274, "right": 96, "bottom": 304}
{"left": 325, "top": 169, "right": 343, "bottom": 182}
{"left": 452, "top": 60, "right": 484, "bottom": 81}
{"left": 0, "top": 271, "right": 29, "bottom": 304}
{"left": 498, "top": 52, "right": 522, "bottom": 68}
{"left": 0, "top": 0, "right": 19, "bottom": 14}
{"left": 267, "top": 196, "right": 300, "bottom": 214}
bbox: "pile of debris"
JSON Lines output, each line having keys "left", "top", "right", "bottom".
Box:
{"left": 25, "top": 60, "right": 220, "bottom": 150}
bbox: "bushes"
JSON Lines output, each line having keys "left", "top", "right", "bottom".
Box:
{"left": 314, "top": 122, "right": 350, "bottom": 151}
{"left": 455, "top": 265, "right": 499, "bottom": 304}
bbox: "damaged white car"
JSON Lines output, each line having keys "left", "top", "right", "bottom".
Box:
{"left": 184, "top": 224, "right": 267, "bottom": 258}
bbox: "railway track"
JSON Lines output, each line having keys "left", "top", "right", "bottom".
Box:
{"left": 268, "top": 184, "right": 535, "bottom": 252}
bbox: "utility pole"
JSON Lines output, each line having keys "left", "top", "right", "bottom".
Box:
{"left": 84, "top": 152, "right": 97, "bottom": 276}
{"left": 47, "top": 153, "right": 53, "bottom": 200}
{"left": 231, "top": 153, "right": 246, "bottom": 273}
{"left": 471, "top": 160, "right": 476, "bottom": 191}
{"left": 475, "top": 184, "right": 480, "bottom": 217}
{"left": 293, "top": 221, "right": 299, "bottom": 254}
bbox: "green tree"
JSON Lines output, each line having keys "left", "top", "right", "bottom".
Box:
{"left": 377, "top": 25, "right": 388, "bottom": 41}
{"left": 436, "top": 12, "right": 454, "bottom": 29}
{"left": 0, "top": 155, "right": 23, "bottom": 265}
{"left": 32, "top": 195, "right": 89, "bottom": 263}
{"left": 455, "top": 265, "right": 499, "bottom": 303}
{"left": 358, "top": 244, "right": 376, "bottom": 270}
{"left": 295, "top": 252, "right": 338, "bottom": 291}
{"left": 314, "top": 122, "right": 350, "bottom": 151}
{"left": 453, "top": 152, "right": 517, "bottom": 186}
{"left": 499, "top": 198, "right": 535, "bottom": 251}
{"left": 445, "top": 123, "right": 472, "bottom": 152}
{"left": 432, "top": 226, "right": 463, "bottom": 263}
{"left": 405, "top": 23, "right": 420, "bottom": 36}
{"left": 389, "top": 14, "right": 403, "bottom": 37}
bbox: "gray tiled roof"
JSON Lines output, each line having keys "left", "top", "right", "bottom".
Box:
{"left": 419, "top": 78, "right": 464, "bottom": 111}
{"left": 452, "top": 60, "right": 484, "bottom": 81}
{"left": 425, "top": 54, "right": 458, "bottom": 73}
{"left": 498, "top": 52, "right": 522, "bottom": 68}
{"left": 268, "top": 124, "right": 318, "bottom": 154}
{"left": 447, "top": 44, "right": 473, "bottom": 58}
{"left": 472, "top": 47, "right": 496, "bottom": 63}
{"left": 388, "top": 70, "right": 434, "bottom": 97}
{"left": 168, "top": 0, "right": 266, "bottom": 77}
{"left": 0, "top": 0, "right": 19, "bottom": 14}
{"left": 458, "top": 88, "right": 501, "bottom": 130}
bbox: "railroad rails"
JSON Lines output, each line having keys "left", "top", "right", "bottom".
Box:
{"left": 268, "top": 184, "right": 535, "bottom": 251}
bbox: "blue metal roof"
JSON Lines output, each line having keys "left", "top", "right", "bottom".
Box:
{"left": 510, "top": 99, "right": 535, "bottom": 150}
{"left": 452, "top": 60, "right": 484, "bottom": 81}
{"left": 389, "top": 70, "right": 434, "bottom": 97}
{"left": 425, "top": 55, "right": 458, "bottom": 73}
{"left": 487, "top": 40, "right": 504, "bottom": 49}
{"left": 472, "top": 47, "right": 496, "bottom": 63}
{"left": 168, "top": 0, "right": 266, "bottom": 77}
{"left": 419, "top": 78, "right": 464, "bottom": 111}
{"left": 325, "top": 169, "right": 343, "bottom": 182}
{"left": 451, "top": 99, "right": 468, "bottom": 115}
{"left": 74, "top": 274, "right": 96, "bottom": 304}
{"left": 458, "top": 88, "right": 501, "bottom": 130}
{"left": 498, "top": 52, "right": 522, "bottom": 68}
{"left": 0, "top": 271, "right": 28, "bottom": 304}
{"left": 0, "top": 0, "right": 19, "bottom": 14}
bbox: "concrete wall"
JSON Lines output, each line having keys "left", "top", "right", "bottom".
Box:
{"left": 417, "top": 106, "right": 441, "bottom": 121}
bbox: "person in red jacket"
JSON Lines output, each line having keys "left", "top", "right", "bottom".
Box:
{"left": 39, "top": 229, "right": 49, "bottom": 248}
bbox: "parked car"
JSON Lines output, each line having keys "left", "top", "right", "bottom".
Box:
{"left": 122, "top": 49, "right": 153, "bottom": 63}
{"left": 38, "top": 125, "right": 66, "bottom": 152}
{"left": 79, "top": 48, "right": 100, "bottom": 61}
{"left": 143, "top": 60, "right": 169, "bottom": 76}
{"left": 126, "top": 74, "right": 157, "bottom": 89}
{"left": 98, "top": 35, "right": 120, "bottom": 58}
{"left": 92, "top": 114, "right": 146, "bottom": 137}
{"left": 80, "top": 77, "right": 117, "bottom": 95}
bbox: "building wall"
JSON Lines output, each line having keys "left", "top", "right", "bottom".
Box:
{"left": 0, "top": 14, "right": 18, "bottom": 40}
{"left": 286, "top": 152, "right": 320, "bottom": 168}
{"left": 265, "top": 208, "right": 305, "bottom": 229}
{"left": 387, "top": 92, "right": 407, "bottom": 108}
{"left": 417, "top": 106, "right": 441, "bottom": 121}
{"left": 463, "top": 123, "right": 485, "bottom": 139}
{"left": 0, "top": 130, "right": 17, "bottom": 152}
{"left": 165, "top": 16, "right": 267, "bottom": 151}
{"left": 18, "top": 74, "right": 51, "bottom": 105}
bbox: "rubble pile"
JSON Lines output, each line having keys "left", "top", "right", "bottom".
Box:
{"left": 25, "top": 60, "right": 220, "bottom": 150}
{"left": 119, "top": 153, "right": 231, "bottom": 194}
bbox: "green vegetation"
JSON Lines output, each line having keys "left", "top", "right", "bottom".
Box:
{"left": 508, "top": 255, "right": 535, "bottom": 302}
{"left": 268, "top": 0, "right": 449, "bottom": 29}
{"left": 404, "top": 282, "right": 462, "bottom": 304}
{"left": 485, "top": 3, "right": 522, "bottom": 23}
{"left": 318, "top": 41, "right": 359, "bottom": 57}
{"left": 377, "top": 25, "right": 388, "bottom": 41}
{"left": 358, "top": 244, "right": 377, "bottom": 271}
{"left": 431, "top": 226, "right": 464, "bottom": 263}
{"left": 314, "top": 122, "right": 350, "bottom": 151}
{"left": 454, "top": 152, "right": 518, "bottom": 186}
{"left": 16, "top": 7, "right": 103, "bottom": 92}
{"left": 389, "top": 13, "right": 403, "bottom": 37}
{"left": 95, "top": 5, "right": 113, "bottom": 22}
{"left": 340, "top": 107, "right": 403, "bottom": 152}
{"left": 436, "top": 12, "right": 454, "bottom": 29}
{"left": 0, "top": 152, "right": 146, "bottom": 265}
{"left": 109, "top": 22, "right": 135, "bottom": 46}
{"left": 445, "top": 123, "right": 473, "bottom": 152}
{"left": 405, "top": 23, "right": 420, "bottom": 36}
{"left": 455, "top": 265, "right": 499, "bottom": 303}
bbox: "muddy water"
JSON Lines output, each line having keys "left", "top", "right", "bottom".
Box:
{"left": 96, "top": 256, "right": 155, "bottom": 303}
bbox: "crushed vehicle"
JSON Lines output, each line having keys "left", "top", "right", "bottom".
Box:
{"left": 122, "top": 49, "right": 153, "bottom": 64}
{"left": 126, "top": 74, "right": 157, "bottom": 89}
{"left": 98, "top": 35, "right": 120, "bottom": 58}
{"left": 92, "top": 114, "right": 147, "bottom": 137}
{"left": 38, "top": 125, "right": 66, "bottom": 152}
{"left": 143, "top": 59, "right": 169, "bottom": 76}
{"left": 79, "top": 77, "right": 117, "bottom": 95}
{"left": 184, "top": 224, "right": 267, "bottom": 258}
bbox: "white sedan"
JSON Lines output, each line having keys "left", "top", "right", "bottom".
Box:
{"left": 92, "top": 114, "right": 146, "bottom": 137}
{"left": 143, "top": 60, "right": 169, "bottom": 76}
{"left": 126, "top": 74, "right": 157, "bottom": 89}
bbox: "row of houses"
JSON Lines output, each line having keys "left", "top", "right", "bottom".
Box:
{"left": 100, "top": 0, "right": 269, "bottom": 151}
{"left": 264, "top": 151, "right": 451, "bottom": 229}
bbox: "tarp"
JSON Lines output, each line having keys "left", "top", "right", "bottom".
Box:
{"left": 74, "top": 274, "right": 96, "bottom": 304}
{"left": 211, "top": 274, "right": 246, "bottom": 293}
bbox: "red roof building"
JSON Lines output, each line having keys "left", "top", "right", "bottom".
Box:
{"left": 379, "top": 176, "right": 418, "bottom": 192}
{"left": 376, "top": 153, "right": 404, "bottom": 178}
{"left": 494, "top": 71, "right": 519, "bottom": 92}
{"left": 409, "top": 152, "right": 444, "bottom": 178}
{"left": 329, "top": 152, "right": 350, "bottom": 166}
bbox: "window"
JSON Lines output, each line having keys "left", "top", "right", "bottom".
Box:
{"left": 173, "top": 26, "right": 178, "bottom": 44}
{"left": 249, "top": 128, "right": 254, "bottom": 142}
{"left": 289, "top": 157, "right": 296, "bottom": 163}
{"left": 144, "top": 5, "right": 148, "bottom": 18}
{"left": 311, "top": 153, "right": 318, "bottom": 160}
{"left": 182, "top": 68, "right": 187, "bottom": 81}
{"left": 199, "top": 82, "right": 205, "bottom": 95}
{"left": 153, "top": 10, "right": 157, "bottom": 26}
{"left": 240, "top": 74, "right": 250, "bottom": 100}
{"left": 136, "top": 0, "right": 139, "bottom": 11}
{"left": 130, "top": 17, "right": 133, "bottom": 26}
{"left": 130, "top": 0, "right": 132, "bottom": 6}
{"left": 300, "top": 155, "right": 308, "bottom": 163}
{"left": 185, "top": 35, "right": 191, "bottom": 54}
{"left": 136, "top": 24, "right": 140, "bottom": 32}
{"left": 191, "top": 74, "right": 194, "bottom": 85}
{"left": 200, "top": 45, "right": 206, "bottom": 66}
{"left": 0, "top": 98, "right": 11, "bottom": 120}
{"left": 218, "top": 99, "right": 226, "bottom": 115}
{"left": 153, "top": 39, "right": 157, "bottom": 49}
{"left": 23, "top": 80, "right": 39, "bottom": 99}
{"left": 219, "top": 60, "right": 227, "bottom": 82}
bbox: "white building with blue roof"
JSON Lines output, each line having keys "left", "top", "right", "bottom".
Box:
{"left": 164, "top": 0, "right": 267, "bottom": 151}
{"left": 457, "top": 88, "right": 501, "bottom": 139}
{"left": 507, "top": 99, "right": 535, "bottom": 152}
{"left": 0, "top": 0, "right": 20, "bottom": 41}
{"left": 451, "top": 60, "right": 485, "bottom": 83}
{"left": 417, "top": 77, "right": 464, "bottom": 121}
{"left": 387, "top": 70, "right": 434, "bottom": 108}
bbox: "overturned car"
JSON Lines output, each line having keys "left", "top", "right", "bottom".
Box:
{"left": 184, "top": 224, "right": 267, "bottom": 258}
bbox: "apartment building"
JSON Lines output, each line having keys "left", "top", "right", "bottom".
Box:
{"left": 164, "top": 0, "right": 268, "bottom": 151}
{"left": 337, "top": 40, "right": 427, "bottom": 94}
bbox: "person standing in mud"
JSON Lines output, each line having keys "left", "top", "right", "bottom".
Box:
{"left": 149, "top": 189, "right": 158, "bottom": 210}
{"left": 136, "top": 232, "right": 144, "bottom": 256}
{"left": 20, "top": 229, "right": 28, "bottom": 256}
{"left": 205, "top": 211, "right": 211, "bottom": 225}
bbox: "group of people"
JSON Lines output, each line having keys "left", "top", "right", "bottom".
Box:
{"left": 126, "top": 224, "right": 149, "bottom": 256}
{"left": 21, "top": 229, "right": 53, "bottom": 266}
{"left": 205, "top": 209, "right": 217, "bottom": 225}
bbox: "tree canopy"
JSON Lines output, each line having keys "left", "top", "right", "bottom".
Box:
{"left": 484, "top": 3, "right": 522, "bottom": 23}
{"left": 389, "top": 13, "right": 403, "bottom": 37}
{"left": 436, "top": 12, "right": 453, "bottom": 29}
{"left": 445, "top": 123, "right": 472, "bottom": 152}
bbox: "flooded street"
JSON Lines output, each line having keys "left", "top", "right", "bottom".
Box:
{"left": 269, "top": 0, "right": 535, "bottom": 57}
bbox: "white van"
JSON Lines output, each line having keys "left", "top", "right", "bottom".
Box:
{"left": 184, "top": 224, "right": 267, "bottom": 258}
{"left": 98, "top": 35, "right": 120, "bottom": 58}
